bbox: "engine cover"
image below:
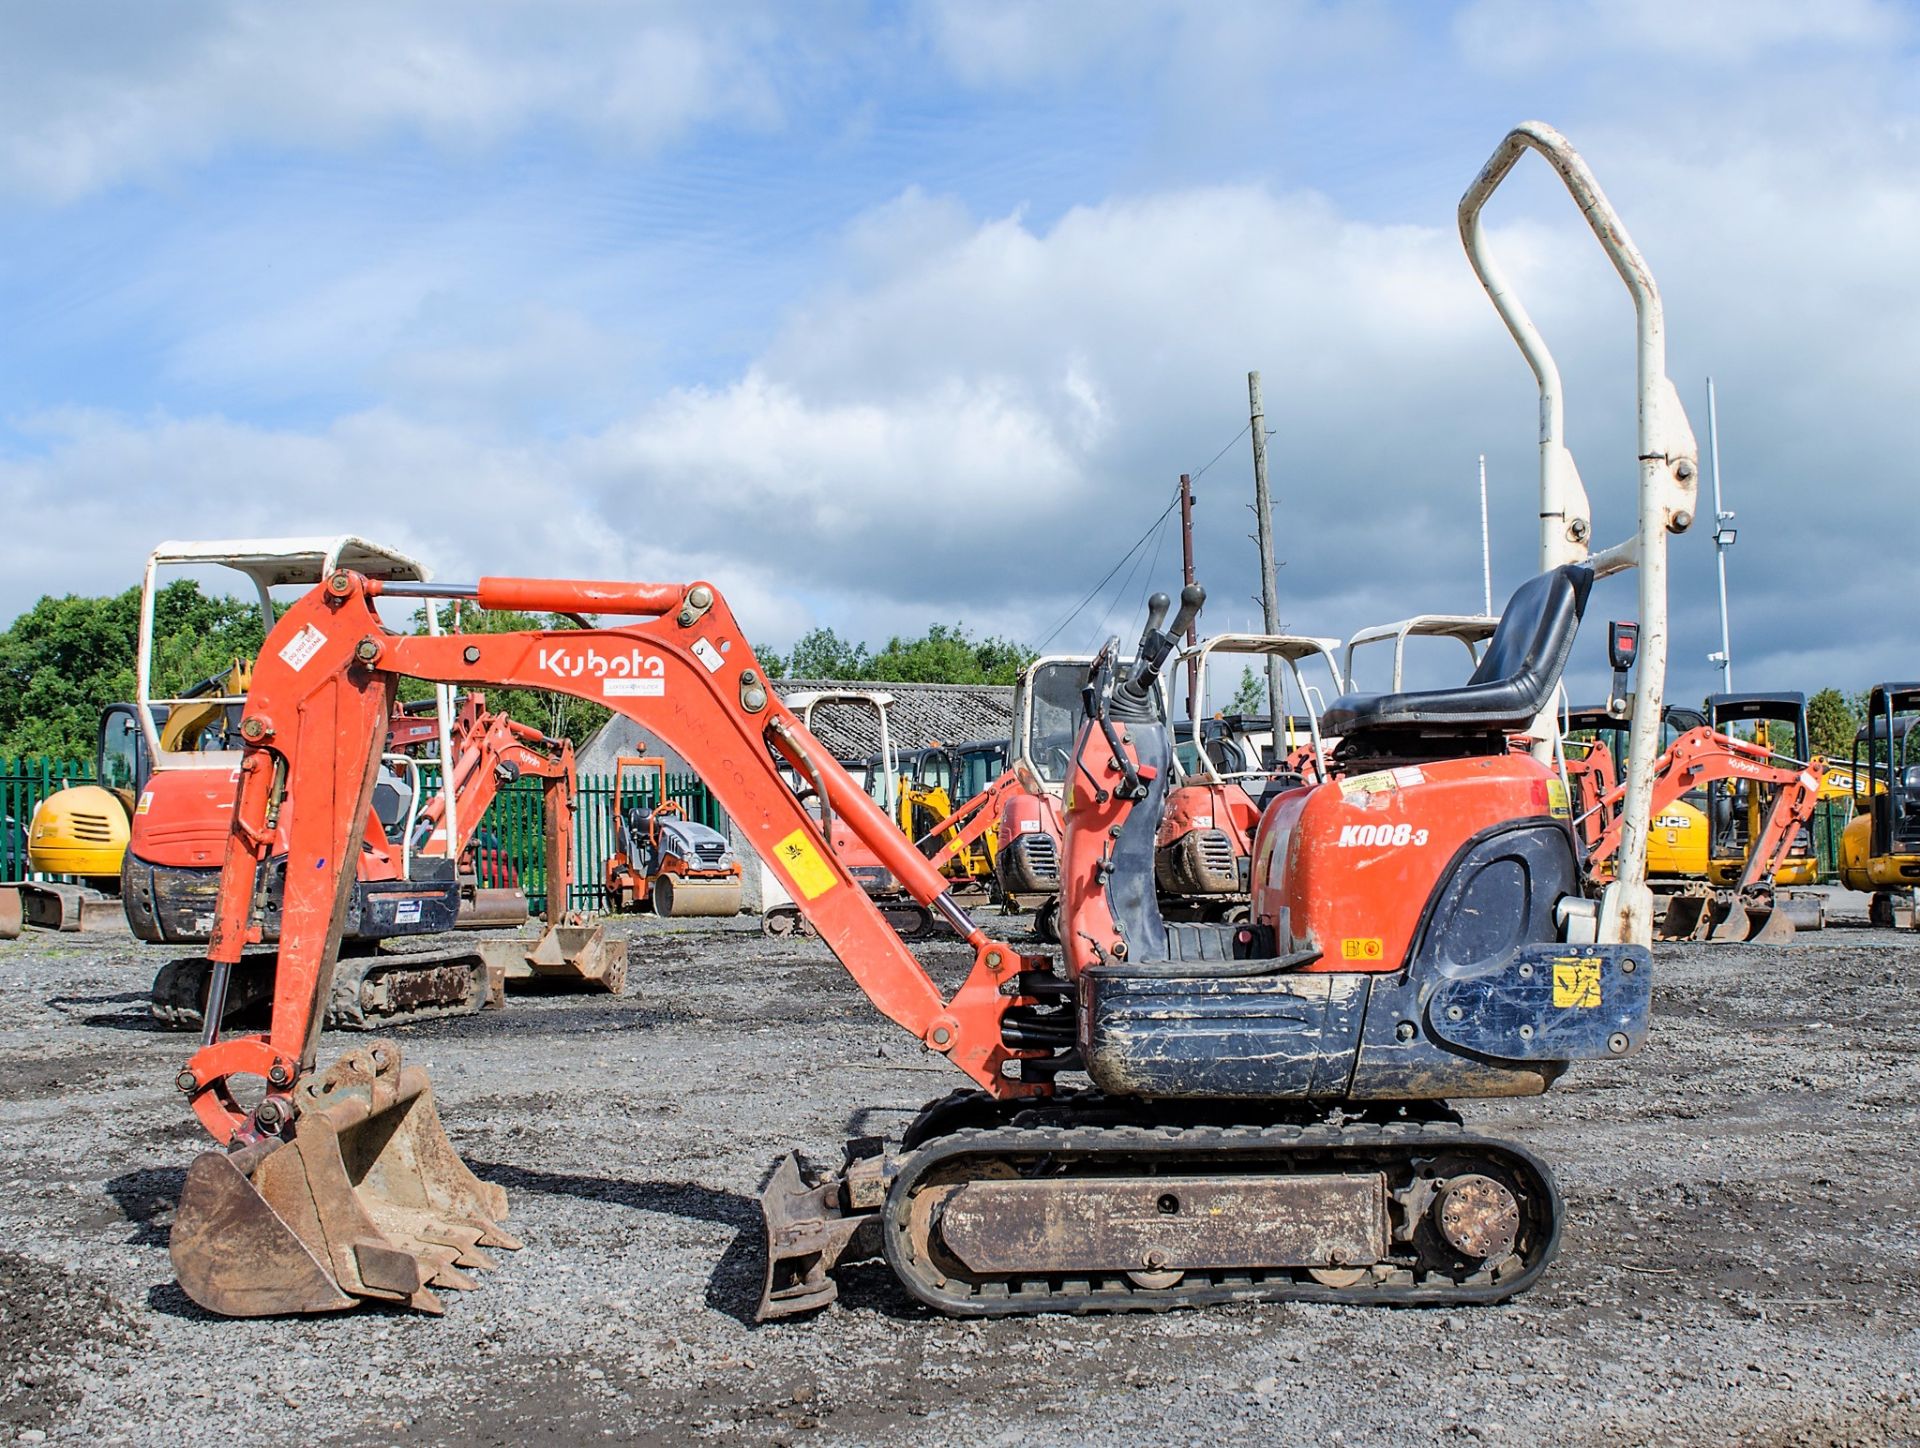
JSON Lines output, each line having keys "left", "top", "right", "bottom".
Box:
{"left": 1252, "top": 754, "right": 1571, "bottom": 973}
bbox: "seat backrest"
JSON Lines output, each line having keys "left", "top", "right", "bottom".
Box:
{"left": 1319, "top": 563, "right": 1594, "bottom": 747}
{"left": 1464, "top": 563, "right": 1596, "bottom": 699}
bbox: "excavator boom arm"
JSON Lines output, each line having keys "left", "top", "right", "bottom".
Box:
{"left": 1585, "top": 727, "right": 1816, "bottom": 865}
{"left": 182, "top": 570, "right": 1047, "bottom": 1143}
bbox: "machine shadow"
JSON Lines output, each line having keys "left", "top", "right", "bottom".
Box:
{"left": 46, "top": 990, "right": 175, "bottom": 1033}
{"left": 105, "top": 1165, "right": 185, "bottom": 1249}
{"left": 469, "top": 1160, "right": 928, "bottom": 1326}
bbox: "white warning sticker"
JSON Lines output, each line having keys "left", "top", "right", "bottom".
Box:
{"left": 691, "top": 638, "right": 725, "bottom": 673}
{"left": 277, "top": 622, "right": 328, "bottom": 672}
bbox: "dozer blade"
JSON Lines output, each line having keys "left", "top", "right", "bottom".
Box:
{"left": 1777, "top": 893, "right": 1826, "bottom": 932}
{"left": 14, "top": 882, "right": 125, "bottom": 933}
{"left": 172, "top": 1040, "right": 519, "bottom": 1318}
{"left": 0, "top": 887, "right": 20, "bottom": 940}
{"left": 756, "top": 1151, "right": 875, "bottom": 1322}
{"left": 654, "top": 874, "right": 744, "bottom": 918}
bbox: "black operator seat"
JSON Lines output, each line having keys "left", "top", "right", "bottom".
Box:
{"left": 1322, "top": 563, "right": 1596, "bottom": 764}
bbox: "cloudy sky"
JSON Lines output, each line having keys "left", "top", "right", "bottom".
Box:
{"left": 1, "top": 0, "right": 1914, "bottom": 706}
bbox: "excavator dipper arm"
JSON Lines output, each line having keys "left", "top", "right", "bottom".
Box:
{"left": 181, "top": 570, "right": 1049, "bottom": 1147}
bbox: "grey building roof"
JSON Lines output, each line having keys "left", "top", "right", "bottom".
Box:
{"left": 576, "top": 677, "right": 1014, "bottom": 777}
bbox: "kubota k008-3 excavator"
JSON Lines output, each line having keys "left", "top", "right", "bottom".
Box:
{"left": 165, "top": 120, "right": 1696, "bottom": 1323}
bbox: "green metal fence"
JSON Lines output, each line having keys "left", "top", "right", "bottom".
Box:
{"left": 413, "top": 763, "right": 723, "bottom": 915}
{"left": 1, "top": 755, "right": 723, "bottom": 915}
{"left": 2, "top": 758, "right": 97, "bottom": 881}
{"left": 1812, "top": 797, "right": 1853, "bottom": 883}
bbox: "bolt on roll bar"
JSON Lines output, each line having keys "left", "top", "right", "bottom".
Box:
{"left": 1459, "top": 120, "right": 1700, "bottom": 947}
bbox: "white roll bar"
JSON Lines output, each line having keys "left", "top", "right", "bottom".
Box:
{"left": 1459, "top": 122, "right": 1700, "bottom": 946}
{"left": 1182, "top": 633, "right": 1346, "bottom": 780}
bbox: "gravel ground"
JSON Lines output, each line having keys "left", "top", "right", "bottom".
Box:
{"left": 0, "top": 899, "right": 1915, "bottom": 1447}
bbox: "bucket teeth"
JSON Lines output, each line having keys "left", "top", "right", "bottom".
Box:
{"left": 429, "top": 1265, "right": 481, "bottom": 1292}
{"left": 171, "top": 1040, "right": 518, "bottom": 1318}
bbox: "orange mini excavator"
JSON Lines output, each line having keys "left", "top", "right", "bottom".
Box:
{"left": 142, "top": 691, "right": 619, "bottom": 1032}
{"left": 165, "top": 120, "right": 1696, "bottom": 1323}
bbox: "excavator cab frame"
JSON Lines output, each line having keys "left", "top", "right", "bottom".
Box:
{"left": 1843, "top": 685, "right": 1920, "bottom": 924}
{"left": 1703, "top": 692, "right": 1816, "bottom": 887}
{"left": 1180, "top": 632, "right": 1346, "bottom": 776}
{"left": 1343, "top": 615, "right": 1497, "bottom": 696}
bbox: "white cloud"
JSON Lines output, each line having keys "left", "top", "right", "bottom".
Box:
{"left": 1454, "top": 0, "right": 1907, "bottom": 71}
{"left": 0, "top": 0, "right": 812, "bottom": 201}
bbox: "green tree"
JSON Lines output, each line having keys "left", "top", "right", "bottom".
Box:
{"left": 0, "top": 581, "right": 265, "bottom": 761}
{"left": 784, "top": 626, "right": 872, "bottom": 680}
{"left": 404, "top": 605, "right": 611, "bottom": 746}
{"left": 866, "top": 623, "right": 1035, "bottom": 685}
{"left": 1226, "top": 666, "right": 1266, "bottom": 716}
{"left": 1807, "top": 687, "right": 1860, "bottom": 760}
{"left": 763, "top": 623, "right": 1035, "bottom": 687}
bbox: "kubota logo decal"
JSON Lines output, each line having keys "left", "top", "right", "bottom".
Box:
{"left": 1337, "top": 822, "right": 1430, "bottom": 847}
{"left": 537, "top": 645, "right": 666, "bottom": 696}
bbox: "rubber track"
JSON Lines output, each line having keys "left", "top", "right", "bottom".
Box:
{"left": 882, "top": 1117, "right": 1562, "bottom": 1318}
{"left": 149, "top": 946, "right": 488, "bottom": 1032}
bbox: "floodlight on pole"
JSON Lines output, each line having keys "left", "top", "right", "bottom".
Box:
{"left": 1706, "top": 377, "right": 1735, "bottom": 694}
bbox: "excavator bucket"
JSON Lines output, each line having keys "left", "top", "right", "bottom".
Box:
{"left": 172, "top": 1041, "right": 519, "bottom": 1317}
{"left": 0, "top": 887, "right": 20, "bottom": 940}
{"left": 1655, "top": 891, "right": 1713, "bottom": 941}
{"left": 478, "top": 922, "right": 628, "bottom": 994}
{"left": 653, "top": 874, "right": 744, "bottom": 918}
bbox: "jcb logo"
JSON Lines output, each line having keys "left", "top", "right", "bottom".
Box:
{"left": 1337, "top": 822, "right": 1430, "bottom": 848}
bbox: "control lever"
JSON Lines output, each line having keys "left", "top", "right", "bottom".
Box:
{"left": 1120, "top": 583, "right": 1206, "bottom": 708}
{"left": 1607, "top": 620, "right": 1639, "bottom": 719}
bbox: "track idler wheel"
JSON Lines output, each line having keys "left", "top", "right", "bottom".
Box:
{"left": 172, "top": 1041, "right": 519, "bottom": 1317}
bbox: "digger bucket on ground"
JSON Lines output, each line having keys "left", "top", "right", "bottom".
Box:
{"left": 1655, "top": 891, "right": 1713, "bottom": 941}
{"left": 0, "top": 887, "right": 20, "bottom": 940}
{"left": 1658, "top": 889, "right": 1798, "bottom": 945}
{"left": 653, "top": 874, "right": 744, "bottom": 918}
{"left": 477, "top": 921, "right": 628, "bottom": 993}
{"left": 172, "top": 1041, "right": 519, "bottom": 1317}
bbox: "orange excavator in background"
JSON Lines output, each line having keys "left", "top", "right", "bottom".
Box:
{"left": 1577, "top": 724, "right": 1828, "bottom": 943}
{"left": 160, "top": 120, "right": 1695, "bottom": 1328}
{"left": 145, "top": 689, "right": 620, "bottom": 1031}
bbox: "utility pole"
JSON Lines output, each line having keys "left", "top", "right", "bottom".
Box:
{"left": 1179, "top": 472, "right": 1198, "bottom": 720}
{"left": 1705, "top": 377, "right": 1736, "bottom": 694}
{"left": 1478, "top": 453, "right": 1493, "bottom": 615}
{"left": 1248, "top": 370, "right": 1283, "bottom": 723}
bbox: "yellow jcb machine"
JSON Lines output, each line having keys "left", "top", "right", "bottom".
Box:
{"left": 1839, "top": 683, "right": 1920, "bottom": 927}
{"left": 9, "top": 662, "right": 253, "bottom": 933}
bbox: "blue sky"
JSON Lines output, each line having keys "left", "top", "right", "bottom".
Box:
{"left": 2, "top": 0, "right": 1916, "bottom": 706}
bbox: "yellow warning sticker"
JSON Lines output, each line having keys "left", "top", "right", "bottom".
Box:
{"left": 773, "top": 828, "right": 838, "bottom": 901}
{"left": 1546, "top": 780, "right": 1570, "bottom": 819}
{"left": 1341, "top": 770, "right": 1399, "bottom": 799}
{"left": 1552, "top": 956, "right": 1602, "bottom": 1009}
{"left": 1341, "top": 937, "right": 1385, "bottom": 962}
